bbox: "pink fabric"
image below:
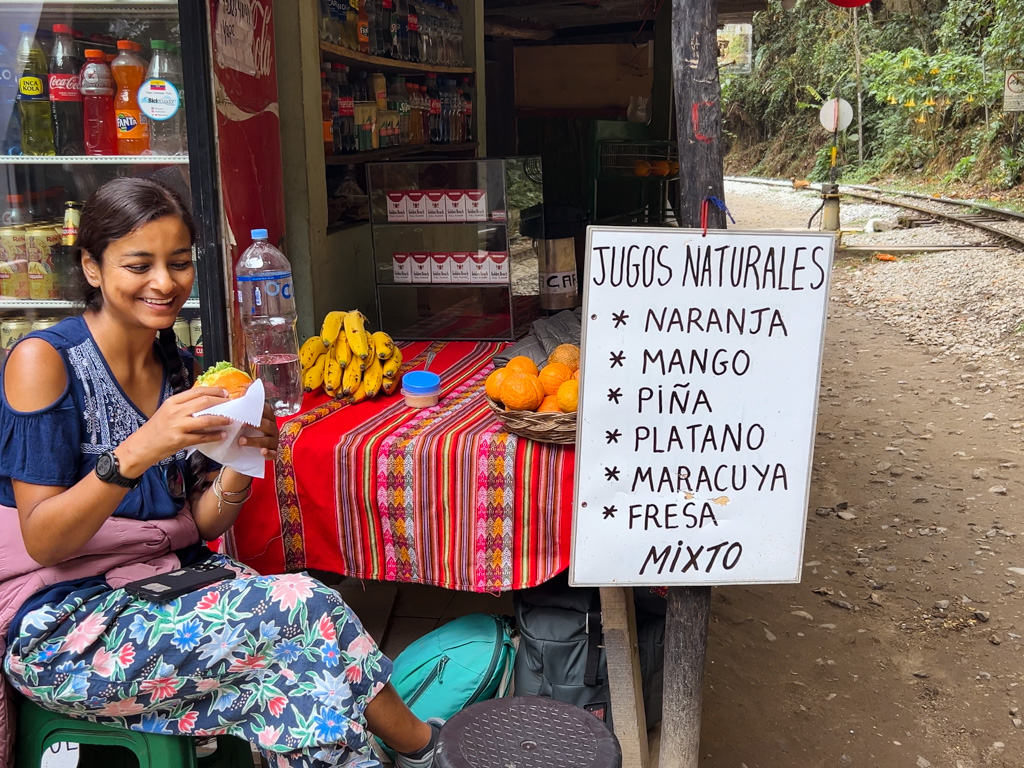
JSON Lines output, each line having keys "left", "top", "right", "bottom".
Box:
{"left": 0, "top": 504, "right": 201, "bottom": 768}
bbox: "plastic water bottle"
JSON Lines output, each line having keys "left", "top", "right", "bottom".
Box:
{"left": 142, "top": 40, "right": 186, "bottom": 156}
{"left": 235, "top": 229, "right": 302, "bottom": 416}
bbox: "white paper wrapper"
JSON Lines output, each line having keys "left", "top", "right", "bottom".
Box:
{"left": 188, "top": 378, "right": 268, "bottom": 479}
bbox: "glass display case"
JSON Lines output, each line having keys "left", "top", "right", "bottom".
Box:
{"left": 367, "top": 157, "right": 523, "bottom": 340}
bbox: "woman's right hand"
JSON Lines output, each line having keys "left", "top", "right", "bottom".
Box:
{"left": 116, "top": 387, "right": 234, "bottom": 477}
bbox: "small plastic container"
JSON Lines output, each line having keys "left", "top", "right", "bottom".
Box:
{"left": 402, "top": 370, "right": 442, "bottom": 409}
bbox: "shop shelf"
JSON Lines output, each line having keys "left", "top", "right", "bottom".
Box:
{"left": 0, "top": 0, "right": 180, "bottom": 18}
{"left": 0, "top": 155, "right": 188, "bottom": 165}
{"left": 325, "top": 142, "right": 477, "bottom": 166}
{"left": 319, "top": 41, "right": 474, "bottom": 76}
{"left": 0, "top": 298, "right": 200, "bottom": 310}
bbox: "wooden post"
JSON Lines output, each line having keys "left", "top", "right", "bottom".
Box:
{"left": 600, "top": 587, "right": 650, "bottom": 768}
{"left": 663, "top": 0, "right": 722, "bottom": 764}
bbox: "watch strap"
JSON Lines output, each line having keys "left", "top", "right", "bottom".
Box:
{"left": 96, "top": 450, "right": 141, "bottom": 489}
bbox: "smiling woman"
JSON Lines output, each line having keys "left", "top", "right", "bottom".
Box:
{"left": 0, "top": 178, "right": 439, "bottom": 768}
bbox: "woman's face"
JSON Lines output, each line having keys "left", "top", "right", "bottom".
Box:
{"left": 83, "top": 215, "right": 194, "bottom": 331}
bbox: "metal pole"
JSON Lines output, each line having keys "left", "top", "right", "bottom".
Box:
{"left": 853, "top": 7, "right": 864, "bottom": 166}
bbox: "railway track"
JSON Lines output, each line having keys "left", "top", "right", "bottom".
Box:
{"left": 725, "top": 176, "right": 1024, "bottom": 250}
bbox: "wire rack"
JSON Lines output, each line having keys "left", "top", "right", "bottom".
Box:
{"left": 597, "top": 140, "right": 678, "bottom": 179}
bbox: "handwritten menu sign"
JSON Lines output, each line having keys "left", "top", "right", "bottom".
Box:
{"left": 570, "top": 227, "right": 835, "bottom": 586}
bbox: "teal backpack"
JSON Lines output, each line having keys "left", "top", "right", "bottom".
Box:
{"left": 388, "top": 613, "right": 516, "bottom": 722}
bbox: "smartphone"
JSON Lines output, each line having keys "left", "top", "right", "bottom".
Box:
{"left": 124, "top": 562, "right": 236, "bottom": 603}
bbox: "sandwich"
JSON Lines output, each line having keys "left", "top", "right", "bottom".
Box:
{"left": 194, "top": 361, "right": 253, "bottom": 399}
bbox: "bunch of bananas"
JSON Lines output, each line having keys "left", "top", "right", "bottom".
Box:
{"left": 299, "top": 310, "right": 404, "bottom": 404}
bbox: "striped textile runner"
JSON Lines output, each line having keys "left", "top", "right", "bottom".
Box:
{"left": 226, "top": 341, "right": 574, "bottom": 592}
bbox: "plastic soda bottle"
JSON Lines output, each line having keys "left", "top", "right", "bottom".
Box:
{"left": 49, "top": 24, "right": 84, "bottom": 155}
{"left": 111, "top": 40, "right": 149, "bottom": 155}
{"left": 80, "top": 49, "right": 117, "bottom": 155}
{"left": 15, "top": 24, "right": 55, "bottom": 156}
{"left": 141, "top": 40, "right": 186, "bottom": 155}
{"left": 235, "top": 229, "right": 302, "bottom": 416}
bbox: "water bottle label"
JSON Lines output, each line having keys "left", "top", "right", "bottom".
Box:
{"left": 48, "top": 74, "right": 81, "bottom": 102}
{"left": 238, "top": 271, "right": 293, "bottom": 302}
{"left": 17, "top": 76, "right": 47, "bottom": 101}
{"left": 138, "top": 79, "right": 181, "bottom": 121}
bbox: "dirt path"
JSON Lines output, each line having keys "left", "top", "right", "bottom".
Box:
{"left": 695, "top": 185, "right": 1024, "bottom": 768}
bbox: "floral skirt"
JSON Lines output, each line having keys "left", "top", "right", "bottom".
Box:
{"left": 3, "top": 554, "right": 393, "bottom": 768}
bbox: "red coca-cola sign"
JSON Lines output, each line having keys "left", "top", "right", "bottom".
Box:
{"left": 49, "top": 74, "right": 82, "bottom": 102}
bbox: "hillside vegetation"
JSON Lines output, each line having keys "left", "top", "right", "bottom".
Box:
{"left": 722, "top": 0, "right": 1024, "bottom": 195}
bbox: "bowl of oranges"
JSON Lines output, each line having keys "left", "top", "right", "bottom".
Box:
{"left": 484, "top": 344, "right": 580, "bottom": 444}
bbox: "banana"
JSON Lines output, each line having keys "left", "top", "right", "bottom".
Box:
{"left": 365, "top": 331, "right": 376, "bottom": 362}
{"left": 382, "top": 374, "right": 399, "bottom": 396}
{"left": 303, "top": 354, "right": 327, "bottom": 391}
{"left": 362, "top": 356, "right": 383, "bottom": 398}
{"left": 334, "top": 334, "right": 352, "bottom": 369}
{"left": 371, "top": 331, "right": 394, "bottom": 360}
{"left": 344, "top": 311, "right": 369, "bottom": 360}
{"left": 320, "top": 310, "right": 347, "bottom": 345}
{"left": 323, "top": 357, "right": 343, "bottom": 397}
{"left": 382, "top": 347, "right": 403, "bottom": 378}
{"left": 342, "top": 361, "right": 363, "bottom": 396}
{"left": 347, "top": 380, "right": 369, "bottom": 404}
{"left": 300, "top": 336, "right": 330, "bottom": 369}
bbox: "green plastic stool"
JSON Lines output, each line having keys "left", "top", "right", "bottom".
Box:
{"left": 15, "top": 698, "right": 254, "bottom": 768}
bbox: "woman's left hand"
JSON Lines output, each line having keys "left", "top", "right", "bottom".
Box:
{"left": 238, "top": 402, "right": 280, "bottom": 460}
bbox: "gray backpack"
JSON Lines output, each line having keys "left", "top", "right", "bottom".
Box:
{"left": 513, "top": 572, "right": 664, "bottom": 730}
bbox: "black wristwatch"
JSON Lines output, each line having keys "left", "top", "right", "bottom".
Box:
{"left": 95, "top": 450, "right": 141, "bottom": 489}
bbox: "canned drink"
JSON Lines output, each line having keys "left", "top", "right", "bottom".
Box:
{"left": 189, "top": 317, "right": 203, "bottom": 368}
{"left": 0, "top": 227, "right": 29, "bottom": 299}
{"left": 62, "top": 202, "right": 82, "bottom": 247}
{"left": 1, "top": 318, "right": 32, "bottom": 355}
{"left": 26, "top": 225, "right": 60, "bottom": 300}
{"left": 172, "top": 317, "right": 190, "bottom": 350}
{"left": 30, "top": 317, "right": 61, "bottom": 331}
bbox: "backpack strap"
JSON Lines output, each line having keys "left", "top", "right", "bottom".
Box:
{"left": 584, "top": 590, "right": 603, "bottom": 687}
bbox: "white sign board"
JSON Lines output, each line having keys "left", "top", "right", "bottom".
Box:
{"left": 570, "top": 227, "right": 835, "bottom": 586}
{"left": 819, "top": 98, "right": 853, "bottom": 132}
{"left": 1004, "top": 71, "right": 1024, "bottom": 112}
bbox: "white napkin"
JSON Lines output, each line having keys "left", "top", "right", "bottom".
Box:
{"left": 188, "top": 378, "right": 268, "bottom": 479}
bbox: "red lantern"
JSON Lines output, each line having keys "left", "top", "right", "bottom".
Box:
{"left": 825, "top": 0, "right": 870, "bottom": 6}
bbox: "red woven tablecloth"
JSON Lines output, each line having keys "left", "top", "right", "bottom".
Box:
{"left": 225, "top": 341, "right": 575, "bottom": 592}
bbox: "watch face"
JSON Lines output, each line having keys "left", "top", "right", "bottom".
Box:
{"left": 96, "top": 452, "right": 114, "bottom": 478}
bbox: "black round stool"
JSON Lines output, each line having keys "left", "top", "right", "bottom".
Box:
{"left": 434, "top": 696, "right": 622, "bottom": 768}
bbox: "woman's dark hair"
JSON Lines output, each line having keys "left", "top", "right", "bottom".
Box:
{"left": 75, "top": 177, "right": 196, "bottom": 396}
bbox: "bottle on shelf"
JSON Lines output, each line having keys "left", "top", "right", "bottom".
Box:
{"left": 141, "top": 41, "right": 186, "bottom": 156}
{"left": 80, "top": 48, "right": 117, "bottom": 155}
{"left": 2, "top": 194, "right": 30, "bottom": 226}
{"left": 393, "top": 0, "right": 408, "bottom": 60}
{"left": 451, "top": 3, "right": 464, "bottom": 65}
{"left": 235, "top": 228, "right": 303, "bottom": 417}
{"left": 460, "top": 76, "right": 472, "bottom": 141}
{"left": 49, "top": 24, "right": 84, "bottom": 155}
{"left": 407, "top": 0, "right": 420, "bottom": 62}
{"left": 357, "top": 0, "right": 371, "bottom": 54}
{"left": 426, "top": 73, "right": 440, "bottom": 143}
{"left": 1, "top": 42, "right": 21, "bottom": 155}
{"left": 320, "top": 70, "right": 334, "bottom": 156}
{"left": 326, "top": 64, "right": 342, "bottom": 153}
{"left": 347, "top": 0, "right": 361, "bottom": 51}
{"left": 334, "top": 64, "right": 355, "bottom": 152}
{"left": 319, "top": 0, "right": 336, "bottom": 43}
{"left": 111, "top": 40, "right": 150, "bottom": 155}
{"left": 15, "top": 24, "right": 56, "bottom": 157}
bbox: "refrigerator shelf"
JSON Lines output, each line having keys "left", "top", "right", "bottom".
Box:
{"left": 319, "top": 41, "right": 474, "bottom": 76}
{"left": 0, "top": 155, "right": 188, "bottom": 165}
{"left": 0, "top": 0, "right": 179, "bottom": 18}
{"left": 0, "top": 298, "right": 201, "bottom": 310}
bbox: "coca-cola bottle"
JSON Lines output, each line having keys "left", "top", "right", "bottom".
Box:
{"left": 49, "top": 24, "right": 84, "bottom": 155}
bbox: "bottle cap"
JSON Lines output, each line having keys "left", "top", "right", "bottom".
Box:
{"left": 132, "top": 42, "right": 143, "bottom": 52}
{"left": 52, "top": 24, "right": 72, "bottom": 35}
{"left": 151, "top": 39, "right": 166, "bottom": 50}
{"left": 117, "top": 40, "right": 133, "bottom": 50}
{"left": 84, "top": 48, "right": 104, "bottom": 58}
{"left": 19, "top": 23, "right": 33, "bottom": 33}
{"left": 251, "top": 228, "right": 269, "bottom": 239}
{"left": 401, "top": 370, "right": 441, "bottom": 395}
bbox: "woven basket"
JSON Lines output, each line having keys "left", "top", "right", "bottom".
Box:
{"left": 485, "top": 397, "right": 577, "bottom": 444}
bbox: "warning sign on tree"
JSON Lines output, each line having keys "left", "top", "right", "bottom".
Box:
{"left": 1004, "top": 71, "right": 1024, "bottom": 112}
{"left": 570, "top": 227, "right": 835, "bottom": 586}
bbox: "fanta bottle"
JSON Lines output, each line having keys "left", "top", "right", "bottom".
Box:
{"left": 110, "top": 40, "right": 149, "bottom": 154}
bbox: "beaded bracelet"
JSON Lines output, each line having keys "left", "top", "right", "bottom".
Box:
{"left": 213, "top": 468, "right": 253, "bottom": 514}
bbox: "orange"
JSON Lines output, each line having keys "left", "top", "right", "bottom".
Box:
{"left": 505, "top": 355, "right": 540, "bottom": 377}
{"left": 650, "top": 160, "right": 670, "bottom": 177}
{"left": 547, "top": 344, "right": 580, "bottom": 372}
{"left": 499, "top": 371, "right": 545, "bottom": 411}
{"left": 485, "top": 368, "right": 509, "bottom": 402}
{"left": 632, "top": 159, "right": 651, "bottom": 177}
{"left": 668, "top": 161, "right": 680, "bottom": 176}
{"left": 538, "top": 362, "right": 572, "bottom": 396}
{"left": 537, "top": 395, "right": 561, "bottom": 413}
{"left": 556, "top": 379, "right": 579, "bottom": 413}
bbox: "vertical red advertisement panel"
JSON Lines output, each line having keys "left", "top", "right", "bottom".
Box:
{"left": 208, "top": 0, "right": 286, "bottom": 356}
